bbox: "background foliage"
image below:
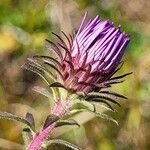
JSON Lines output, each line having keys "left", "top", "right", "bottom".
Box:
{"left": 0, "top": 0, "right": 150, "bottom": 150}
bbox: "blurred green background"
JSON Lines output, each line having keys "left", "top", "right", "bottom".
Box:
{"left": 0, "top": 0, "right": 150, "bottom": 150}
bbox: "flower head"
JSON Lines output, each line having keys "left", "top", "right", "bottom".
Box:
{"left": 23, "top": 12, "right": 131, "bottom": 113}
{"left": 61, "top": 12, "right": 130, "bottom": 93}
{"left": 31, "top": 12, "right": 129, "bottom": 93}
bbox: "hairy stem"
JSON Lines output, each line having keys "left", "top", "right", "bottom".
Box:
{"left": 27, "top": 100, "right": 71, "bottom": 150}
{"left": 27, "top": 123, "right": 56, "bottom": 150}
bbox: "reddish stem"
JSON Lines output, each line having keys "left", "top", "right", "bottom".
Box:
{"left": 27, "top": 123, "right": 56, "bottom": 150}
{"left": 27, "top": 100, "right": 71, "bottom": 150}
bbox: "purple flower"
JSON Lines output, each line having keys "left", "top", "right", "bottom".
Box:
{"left": 23, "top": 11, "right": 132, "bottom": 115}
{"left": 24, "top": 12, "right": 131, "bottom": 95}
{"left": 47, "top": 12, "right": 130, "bottom": 93}
{"left": 72, "top": 12, "right": 129, "bottom": 74}
{"left": 23, "top": 12, "right": 131, "bottom": 104}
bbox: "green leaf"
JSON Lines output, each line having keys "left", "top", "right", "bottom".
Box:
{"left": 0, "top": 112, "right": 35, "bottom": 131}
{"left": 45, "top": 139, "right": 81, "bottom": 150}
{"left": 63, "top": 100, "right": 96, "bottom": 117}
{"left": 87, "top": 98, "right": 115, "bottom": 112}
{"left": 25, "top": 112, "right": 35, "bottom": 131}
{"left": 50, "top": 82, "right": 66, "bottom": 89}
{"left": 22, "top": 128, "right": 31, "bottom": 132}
{"left": 71, "top": 99, "right": 95, "bottom": 112}
{"left": 68, "top": 109, "right": 87, "bottom": 115}
{"left": 99, "top": 91, "right": 127, "bottom": 99}
{"left": 22, "top": 58, "right": 56, "bottom": 84}
{"left": 32, "top": 86, "right": 52, "bottom": 98}
{"left": 68, "top": 100, "right": 118, "bottom": 125}
{"left": 55, "top": 119, "right": 80, "bottom": 127}
{"left": 68, "top": 109, "right": 118, "bottom": 125}
{"left": 22, "top": 127, "right": 33, "bottom": 147}
{"left": 43, "top": 114, "right": 60, "bottom": 129}
{"left": 110, "top": 72, "right": 132, "bottom": 80}
{"left": 86, "top": 92, "right": 121, "bottom": 107}
{"left": 32, "top": 86, "right": 55, "bottom": 106}
{"left": 76, "top": 92, "right": 86, "bottom": 99}
{"left": 94, "top": 111, "right": 119, "bottom": 125}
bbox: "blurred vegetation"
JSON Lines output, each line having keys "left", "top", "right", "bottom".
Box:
{"left": 0, "top": 0, "right": 150, "bottom": 150}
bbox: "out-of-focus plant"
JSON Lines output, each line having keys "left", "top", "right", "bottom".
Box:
{"left": 0, "top": 12, "right": 131, "bottom": 150}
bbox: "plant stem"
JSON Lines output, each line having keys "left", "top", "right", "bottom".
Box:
{"left": 27, "top": 123, "right": 56, "bottom": 150}
{"left": 27, "top": 100, "right": 71, "bottom": 150}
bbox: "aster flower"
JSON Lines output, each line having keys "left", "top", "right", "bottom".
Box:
{"left": 0, "top": 12, "right": 131, "bottom": 150}
{"left": 24, "top": 12, "right": 131, "bottom": 113}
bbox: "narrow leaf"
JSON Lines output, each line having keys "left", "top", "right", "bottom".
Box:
{"left": 52, "top": 32, "right": 68, "bottom": 49}
{"left": 99, "top": 79, "right": 124, "bottom": 86}
{"left": 110, "top": 72, "right": 132, "bottom": 80}
{"left": 22, "top": 62, "right": 47, "bottom": 83}
{"left": 110, "top": 61, "right": 124, "bottom": 77}
{"left": 22, "top": 127, "right": 33, "bottom": 147}
{"left": 58, "top": 42, "right": 72, "bottom": 61}
{"left": 23, "top": 58, "right": 53, "bottom": 82}
{"left": 76, "top": 92, "right": 85, "bottom": 99}
{"left": 44, "top": 61, "right": 64, "bottom": 79}
{"left": 22, "top": 128, "right": 31, "bottom": 132}
{"left": 32, "top": 86, "right": 51, "bottom": 98}
{"left": 25, "top": 112, "right": 35, "bottom": 131}
{"left": 33, "top": 55, "right": 62, "bottom": 68}
{"left": 87, "top": 98, "right": 115, "bottom": 112}
{"left": 45, "top": 39, "right": 63, "bottom": 60}
{"left": 100, "top": 91, "right": 127, "bottom": 99}
{"left": 56, "top": 119, "right": 80, "bottom": 127}
{"left": 61, "top": 31, "right": 72, "bottom": 49}
{"left": 71, "top": 100, "right": 95, "bottom": 112}
{"left": 67, "top": 109, "right": 87, "bottom": 116}
{"left": 0, "top": 112, "right": 34, "bottom": 131}
{"left": 46, "top": 139, "right": 81, "bottom": 150}
{"left": 94, "top": 111, "right": 119, "bottom": 125}
{"left": 50, "top": 82, "right": 66, "bottom": 89}
{"left": 86, "top": 92, "right": 121, "bottom": 106}
{"left": 43, "top": 114, "right": 60, "bottom": 129}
